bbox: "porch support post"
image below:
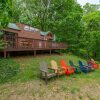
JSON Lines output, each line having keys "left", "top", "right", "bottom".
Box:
{"left": 7, "top": 52, "right": 10, "bottom": 58}
{"left": 50, "top": 50, "right": 51, "bottom": 55}
{"left": 4, "top": 50, "right": 7, "bottom": 58}
{"left": 34, "top": 50, "right": 36, "bottom": 56}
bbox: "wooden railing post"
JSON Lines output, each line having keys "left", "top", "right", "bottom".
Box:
{"left": 34, "top": 50, "right": 36, "bottom": 56}
{"left": 4, "top": 50, "right": 7, "bottom": 58}
{"left": 4, "top": 36, "right": 67, "bottom": 51}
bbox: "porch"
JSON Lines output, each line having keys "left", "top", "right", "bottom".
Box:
{"left": 2, "top": 35, "right": 67, "bottom": 58}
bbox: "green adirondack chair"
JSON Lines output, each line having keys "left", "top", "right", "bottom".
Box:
{"left": 69, "top": 60, "right": 81, "bottom": 73}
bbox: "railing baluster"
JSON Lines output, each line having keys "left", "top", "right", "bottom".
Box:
{"left": 4, "top": 36, "right": 67, "bottom": 50}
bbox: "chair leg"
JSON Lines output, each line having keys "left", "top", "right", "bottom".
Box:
{"left": 58, "top": 74, "right": 59, "bottom": 78}
{"left": 45, "top": 77, "right": 48, "bottom": 85}
{"left": 40, "top": 72, "right": 42, "bottom": 78}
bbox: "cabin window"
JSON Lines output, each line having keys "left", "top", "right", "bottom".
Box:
{"left": 24, "top": 26, "right": 30, "bottom": 31}
{"left": 24, "top": 25, "right": 39, "bottom": 32}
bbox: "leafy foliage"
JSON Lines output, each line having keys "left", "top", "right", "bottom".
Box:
{"left": 0, "top": 31, "right": 7, "bottom": 50}
{"left": 0, "top": 59, "right": 20, "bottom": 83}
{"left": 0, "top": 40, "right": 7, "bottom": 50}
{"left": 0, "top": 0, "right": 100, "bottom": 60}
{"left": 83, "top": 3, "right": 100, "bottom": 14}
{"left": 0, "top": 0, "right": 12, "bottom": 28}
{"left": 81, "top": 10, "right": 100, "bottom": 60}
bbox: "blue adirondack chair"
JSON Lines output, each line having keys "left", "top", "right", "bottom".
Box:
{"left": 69, "top": 60, "right": 81, "bottom": 73}
{"left": 78, "top": 60, "right": 92, "bottom": 73}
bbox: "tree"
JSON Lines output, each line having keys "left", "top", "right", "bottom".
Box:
{"left": 0, "top": 31, "right": 7, "bottom": 50}
{"left": 0, "top": 0, "right": 14, "bottom": 49}
{"left": 51, "top": 0, "right": 83, "bottom": 52}
{"left": 81, "top": 11, "right": 100, "bottom": 60}
{"left": 0, "top": 0, "right": 12, "bottom": 28}
{"left": 83, "top": 3, "right": 100, "bottom": 14}
{"left": 0, "top": 0, "right": 84, "bottom": 54}
{"left": 0, "top": 0, "right": 22, "bottom": 28}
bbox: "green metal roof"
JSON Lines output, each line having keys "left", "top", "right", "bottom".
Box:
{"left": 8, "top": 23, "right": 20, "bottom": 30}
{"left": 40, "top": 31, "right": 51, "bottom": 36}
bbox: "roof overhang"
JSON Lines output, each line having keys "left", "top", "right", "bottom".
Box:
{"left": 3, "top": 29, "right": 20, "bottom": 33}
{"left": 8, "top": 23, "right": 21, "bottom": 30}
{"left": 40, "top": 31, "right": 53, "bottom": 36}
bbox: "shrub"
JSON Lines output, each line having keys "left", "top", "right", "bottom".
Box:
{"left": 0, "top": 31, "right": 7, "bottom": 50}
{"left": 0, "top": 59, "right": 20, "bottom": 83}
{"left": 77, "top": 49, "right": 87, "bottom": 58}
{"left": 0, "top": 40, "right": 7, "bottom": 50}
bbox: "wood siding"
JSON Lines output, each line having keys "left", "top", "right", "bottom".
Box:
{"left": 4, "top": 35, "right": 67, "bottom": 52}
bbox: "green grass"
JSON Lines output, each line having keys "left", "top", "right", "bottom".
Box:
{"left": 0, "top": 54, "right": 100, "bottom": 100}
{"left": 0, "top": 58, "right": 19, "bottom": 83}
{"left": 9, "top": 54, "right": 99, "bottom": 83}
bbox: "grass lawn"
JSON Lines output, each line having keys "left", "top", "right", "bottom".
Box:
{"left": 0, "top": 54, "right": 100, "bottom": 100}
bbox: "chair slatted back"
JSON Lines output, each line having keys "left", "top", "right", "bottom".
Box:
{"left": 78, "top": 60, "right": 84, "bottom": 67}
{"left": 60, "top": 60, "right": 68, "bottom": 70}
{"left": 40, "top": 61, "right": 48, "bottom": 73}
{"left": 69, "top": 60, "right": 74, "bottom": 66}
{"left": 51, "top": 60, "right": 58, "bottom": 73}
{"left": 51, "top": 60, "right": 58, "bottom": 70}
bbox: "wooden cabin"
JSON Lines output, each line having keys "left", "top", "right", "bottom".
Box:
{"left": 0, "top": 23, "right": 67, "bottom": 58}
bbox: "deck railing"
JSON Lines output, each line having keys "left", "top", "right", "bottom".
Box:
{"left": 4, "top": 35, "right": 67, "bottom": 50}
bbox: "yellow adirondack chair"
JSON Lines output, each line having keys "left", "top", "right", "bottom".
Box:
{"left": 51, "top": 60, "right": 65, "bottom": 76}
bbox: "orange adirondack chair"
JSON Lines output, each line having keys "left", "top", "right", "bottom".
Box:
{"left": 60, "top": 60, "right": 74, "bottom": 75}
{"left": 51, "top": 60, "right": 65, "bottom": 76}
{"left": 88, "top": 59, "right": 99, "bottom": 69}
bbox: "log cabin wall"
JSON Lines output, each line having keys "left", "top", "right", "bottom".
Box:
{"left": 17, "top": 23, "right": 42, "bottom": 40}
{"left": 4, "top": 23, "right": 54, "bottom": 41}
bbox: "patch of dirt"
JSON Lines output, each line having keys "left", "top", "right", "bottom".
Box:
{"left": 0, "top": 78, "right": 100, "bottom": 100}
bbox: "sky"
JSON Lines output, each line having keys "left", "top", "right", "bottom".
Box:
{"left": 77, "top": 0, "right": 100, "bottom": 6}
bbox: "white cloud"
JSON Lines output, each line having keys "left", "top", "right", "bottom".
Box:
{"left": 77, "top": 0, "right": 100, "bottom": 6}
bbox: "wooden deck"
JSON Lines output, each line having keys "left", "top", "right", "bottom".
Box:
{"left": 1, "top": 35, "right": 67, "bottom": 57}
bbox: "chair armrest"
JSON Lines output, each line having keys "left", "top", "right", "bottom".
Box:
{"left": 57, "top": 68, "right": 62, "bottom": 71}
{"left": 82, "top": 66, "right": 89, "bottom": 70}
{"left": 74, "top": 65, "right": 79, "bottom": 67}
{"left": 53, "top": 67, "right": 61, "bottom": 70}
{"left": 67, "top": 67, "right": 74, "bottom": 70}
{"left": 40, "top": 70, "right": 48, "bottom": 77}
{"left": 48, "top": 67, "right": 55, "bottom": 71}
{"left": 58, "top": 67, "right": 63, "bottom": 69}
{"left": 48, "top": 67, "right": 55, "bottom": 73}
{"left": 40, "top": 69, "right": 47, "bottom": 73}
{"left": 76, "top": 67, "right": 80, "bottom": 69}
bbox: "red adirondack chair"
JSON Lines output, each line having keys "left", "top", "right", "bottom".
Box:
{"left": 60, "top": 60, "right": 74, "bottom": 75}
{"left": 88, "top": 59, "right": 99, "bottom": 69}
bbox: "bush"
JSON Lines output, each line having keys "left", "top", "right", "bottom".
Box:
{"left": 0, "top": 59, "right": 20, "bottom": 83}
{"left": 77, "top": 49, "right": 87, "bottom": 58}
{"left": 0, "top": 40, "right": 7, "bottom": 50}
